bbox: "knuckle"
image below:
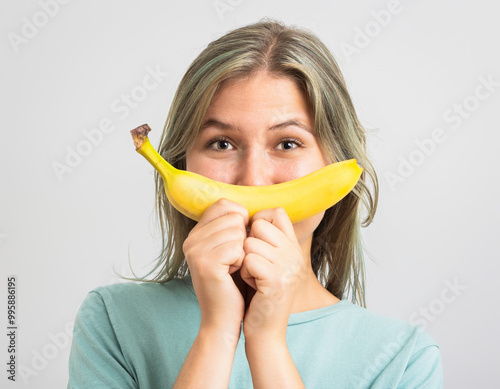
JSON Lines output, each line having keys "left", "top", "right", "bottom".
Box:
{"left": 227, "top": 211, "right": 243, "bottom": 224}
{"left": 216, "top": 198, "right": 236, "bottom": 211}
{"left": 217, "top": 197, "right": 231, "bottom": 206}
{"left": 243, "top": 236, "right": 256, "bottom": 251}
{"left": 239, "top": 226, "right": 247, "bottom": 241}
{"left": 242, "top": 251, "right": 254, "bottom": 263}
{"left": 275, "top": 206, "right": 287, "bottom": 216}
{"left": 237, "top": 245, "right": 246, "bottom": 260}
{"left": 228, "top": 226, "right": 245, "bottom": 241}
{"left": 207, "top": 198, "right": 248, "bottom": 225}
{"left": 183, "top": 245, "right": 196, "bottom": 264}
{"left": 237, "top": 211, "right": 248, "bottom": 225}
{"left": 184, "top": 242, "right": 198, "bottom": 261}
{"left": 226, "top": 241, "right": 244, "bottom": 258}
{"left": 239, "top": 204, "right": 250, "bottom": 219}
{"left": 246, "top": 251, "right": 259, "bottom": 262}
{"left": 205, "top": 198, "right": 230, "bottom": 216}
{"left": 227, "top": 213, "right": 248, "bottom": 232}
{"left": 252, "top": 218, "right": 266, "bottom": 229}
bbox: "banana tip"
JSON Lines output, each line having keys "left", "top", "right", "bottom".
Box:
{"left": 131, "top": 124, "right": 151, "bottom": 150}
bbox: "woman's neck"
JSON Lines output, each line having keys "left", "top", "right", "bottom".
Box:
{"left": 289, "top": 271, "right": 340, "bottom": 314}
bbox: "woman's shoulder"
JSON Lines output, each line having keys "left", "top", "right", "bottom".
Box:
{"left": 287, "top": 300, "right": 442, "bottom": 386}
{"left": 94, "top": 275, "right": 195, "bottom": 298}
{"left": 78, "top": 275, "right": 197, "bottom": 317}
{"left": 333, "top": 301, "right": 442, "bottom": 387}
{"left": 339, "top": 300, "right": 439, "bottom": 351}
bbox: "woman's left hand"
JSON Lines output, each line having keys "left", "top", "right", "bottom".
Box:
{"left": 240, "top": 207, "right": 305, "bottom": 342}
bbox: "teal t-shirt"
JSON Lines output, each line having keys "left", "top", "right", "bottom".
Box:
{"left": 67, "top": 275, "right": 442, "bottom": 388}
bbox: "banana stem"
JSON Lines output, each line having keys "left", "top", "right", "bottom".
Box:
{"left": 130, "top": 124, "right": 175, "bottom": 180}
{"left": 130, "top": 124, "right": 151, "bottom": 150}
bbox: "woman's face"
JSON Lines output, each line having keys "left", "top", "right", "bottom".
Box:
{"left": 185, "top": 70, "right": 330, "bottom": 252}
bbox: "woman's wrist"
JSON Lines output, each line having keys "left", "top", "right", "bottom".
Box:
{"left": 242, "top": 305, "right": 290, "bottom": 342}
{"left": 198, "top": 321, "right": 242, "bottom": 351}
{"left": 174, "top": 320, "right": 242, "bottom": 388}
{"left": 244, "top": 335, "right": 305, "bottom": 389}
{"left": 244, "top": 331, "right": 287, "bottom": 354}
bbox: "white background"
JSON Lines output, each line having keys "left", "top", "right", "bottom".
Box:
{"left": 1, "top": 0, "right": 499, "bottom": 387}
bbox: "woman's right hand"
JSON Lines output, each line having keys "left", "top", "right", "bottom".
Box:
{"left": 183, "top": 198, "right": 249, "bottom": 334}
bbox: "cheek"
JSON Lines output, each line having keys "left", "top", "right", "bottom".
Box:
{"left": 186, "top": 154, "right": 232, "bottom": 182}
{"left": 279, "top": 153, "right": 328, "bottom": 183}
{"left": 275, "top": 161, "right": 307, "bottom": 183}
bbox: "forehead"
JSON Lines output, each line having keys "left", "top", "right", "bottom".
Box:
{"left": 205, "top": 71, "right": 313, "bottom": 122}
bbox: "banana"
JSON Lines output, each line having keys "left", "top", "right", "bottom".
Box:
{"left": 131, "top": 124, "right": 363, "bottom": 223}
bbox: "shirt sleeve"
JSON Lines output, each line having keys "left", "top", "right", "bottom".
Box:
{"left": 397, "top": 344, "right": 443, "bottom": 389}
{"left": 369, "top": 326, "right": 443, "bottom": 389}
{"left": 67, "top": 290, "right": 138, "bottom": 389}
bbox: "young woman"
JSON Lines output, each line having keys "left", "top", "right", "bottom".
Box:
{"left": 68, "top": 19, "right": 443, "bottom": 388}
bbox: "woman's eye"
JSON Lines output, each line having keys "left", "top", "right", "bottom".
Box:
{"left": 276, "top": 138, "right": 303, "bottom": 150}
{"left": 204, "top": 137, "right": 303, "bottom": 151}
{"left": 205, "top": 137, "right": 234, "bottom": 151}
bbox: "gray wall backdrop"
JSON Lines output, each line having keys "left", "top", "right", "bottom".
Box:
{"left": 1, "top": 0, "right": 499, "bottom": 387}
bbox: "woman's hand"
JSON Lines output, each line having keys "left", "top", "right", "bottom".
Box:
{"left": 240, "top": 207, "right": 305, "bottom": 342}
{"left": 183, "top": 198, "right": 249, "bottom": 335}
{"left": 176, "top": 199, "right": 249, "bottom": 388}
{"left": 240, "top": 207, "right": 307, "bottom": 388}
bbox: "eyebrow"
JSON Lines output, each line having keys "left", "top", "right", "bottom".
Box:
{"left": 200, "top": 118, "right": 313, "bottom": 134}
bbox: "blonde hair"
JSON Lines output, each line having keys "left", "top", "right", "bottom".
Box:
{"left": 127, "top": 18, "right": 378, "bottom": 308}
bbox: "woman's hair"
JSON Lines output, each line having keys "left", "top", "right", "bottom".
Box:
{"left": 125, "top": 17, "right": 378, "bottom": 308}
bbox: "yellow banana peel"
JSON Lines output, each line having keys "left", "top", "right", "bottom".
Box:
{"left": 131, "top": 124, "right": 362, "bottom": 223}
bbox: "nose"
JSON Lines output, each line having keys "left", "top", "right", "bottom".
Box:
{"left": 235, "top": 149, "right": 273, "bottom": 186}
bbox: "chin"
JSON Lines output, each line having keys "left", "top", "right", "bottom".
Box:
{"left": 293, "top": 211, "right": 325, "bottom": 246}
